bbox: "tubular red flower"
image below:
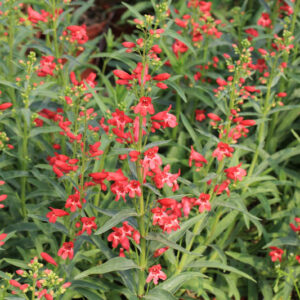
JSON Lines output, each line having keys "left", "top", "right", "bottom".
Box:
{"left": 40, "top": 252, "right": 58, "bottom": 266}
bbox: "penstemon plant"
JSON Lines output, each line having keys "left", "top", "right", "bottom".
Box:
{"left": 0, "top": 0, "right": 299, "bottom": 299}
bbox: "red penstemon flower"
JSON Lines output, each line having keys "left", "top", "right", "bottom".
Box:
{"left": 40, "top": 252, "right": 58, "bottom": 266}
{"left": 0, "top": 233, "right": 7, "bottom": 246}
{"left": 133, "top": 97, "right": 155, "bottom": 116}
{"left": 269, "top": 247, "right": 284, "bottom": 262}
{"left": 58, "top": 241, "right": 74, "bottom": 260}
{"left": 146, "top": 264, "right": 167, "bottom": 285}
{"left": 46, "top": 207, "right": 69, "bottom": 223}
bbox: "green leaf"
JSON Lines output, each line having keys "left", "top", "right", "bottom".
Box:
{"left": 163, "top": 29, "right": 196, "bottom": 56}
{"left": 168, "top": 81, "right": 187, "bottom": 103}
{"left": 87, "top": 86, "right": 108, "bottom": 115}
{"left": 29, "top": 126, "right": 61, "bottom": 138}
{"left": 0, "top": 270, "right": 11, "bottom": 279}
{"left": 72, "top": 0, "right": 94, "bottom": 24}
{"left": 122, "top": 2, "right": 144, "bottom": 20}
{"left": 156, "top": 272, "right": 206, "bottom": 294}
{"left": 226, "top": 251, "right": 267, "bottom": 271}
{"left": 94, "top": 209, "right": 138, "bottom": 235}
{"left": 73, "top": 287, "right": 104, "bottom": 300}
{"left": 3, "top": 258, "right": 30, "bottom": 269}
{"left": 121, "top": 2, "right": 152, "bottom": 21}
{"left": 214, "top": 201, "right": 261, "bottom": 221}
{"left": 169, "top": 213, "right": 205, "bottom": 243}
{"left": 146, "top": 232, "right": 200, "bottom": 255}
{"left": 145, "top": 289, "right": 177, "bottom": 300}
{"left": 74, "top": 257, "right": 140, "bottom": 279}
{"left": 186, "top": 261, "right": 256, "bottom": 282}
{"left": 144, "top": 140, "right": 171, "bottom": 150}
{"left": 264, "top": 236, "right": 300, "bottom": 248}
{"left": 181, "top": 113, "right": 199, "bottom": 148}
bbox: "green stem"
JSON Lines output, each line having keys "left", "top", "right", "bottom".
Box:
{"left": 137, "top": 113, "right": 146, "bottom": 296}
{"left": 31, "top": 278, "right": 36, "bottom": 300}
{"left": 20, "top": 120, "right": 28, "bottom": 219}
{"left": 246, "top": 56, "right": 278, "bottom": 182}
{"left": 294, "top": 279, "right": 300, "bottom": 299}
{"left": 94, "top": 143, "right": 111, "bottom": 207}
{"left": 172, "top": 80, "right": 181, "bottom": 140}
{"left": 176, "top": 64, "right": 240, "bottom": 275}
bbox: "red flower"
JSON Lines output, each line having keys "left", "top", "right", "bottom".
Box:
{"left": 142, "top": 147, "right": 162, "bottom": 171}
{"left": 224, "top": 163, "right": 247, "bottom": 182}
{"left": 79, "top": 217, "right": 97, "bottom": 235}
{"left": 195, "top": 110, "right": 206, "bottom": 122}
{"left": 108, "top": 109, "right": 133, "bottom": 130}
{"left": 122, "top": 41, "right": 135, "bottom": 48}
{"left": 66, "top": 25, "right": 89, "bottom": 44}
{"left": 133, "top": 97, "right": 155, "bottom": 116}
{"left": 40, "top": 252, "right": 58, "bottom": 266}
{"left": 181, "top": 196, "right": 197, "bottom": 217}
{"left": 37, "top": 56, "right": 56, "bottom": 77}
{"left": 10, "top": 279, "right": 21, "bottom": 288}
{"left": 58, "top": 241, "right": 74, "bottom": 260}
{"left": 269, "top": 247, "right": 284, "bottom": 262}
{"left": 46, "top": 207, "right": 69, "bottom": 223}
{"left": 189, "top": 146, "right": 207, "bottom": 168}
{"left": 0, "top": 233, "right": 7, "bottom": 246}
{"left": 0, "top": 102, "right": 12, "bottom": 110}
{"left": 151, "top": 105, "right": 177, "bottom": 132}
{"left": 113, "top": 69, "right": 133, "bottom": 80}
{"left": 154, "top": 247, "right": 169, "bottom": 257}
{"left": 129, "top": 150, "right": 140, "bottom": 162}
{"left": 153, "top": 73, "right": 171, "bottom": 81}
{"left": 27, "top": 6, "right": 48, "bottom": 24}
{"left": 212, "top": 142, "right": 234, "bottom": 161}
{"left": 207, "top": 113, "right": 222, "bottom": 121}
{"left": 151, "top": 207, "right": 180, "bottom": 233}
{"left": 89, "top": 141, "right": 104, "bottom": 157}
{"left": 195, "top": 193, "right": 211, "bottom": 212}
{"left": 126, "top": 180, "right": 142, "bottom": 198}
{"left": 214, "top": 179, "right": 231, "bottom": 196}
{"left": 290, "top": 217, "right": 300, "bottom": 232}
{"left": 245, "top": 28, "right": 259, "bottom": 41}
{"left": 257, "top": 13, "right": 272, "bottom": 28}
{"left": 152, "top": 164, "right": 180, "bottom": 192}
{"left": 146, "top": 264, "right": 167, "bottom": 285}
{"left": 107, "top": 222, "right": 140, "bottom": 252}
{"left": 89, "top": 171, "right": 108, "bottom": 191}
{"left": 172, "top": 39, "right": 188, "bottom": 58}
{"left": 175, "top": 18, "right": 188, "bottom": 28}
{"left": 65, "top": 191, "right": 85, "bottom": 212}
{"left": 216, "top": 78, "right": 227, "bottom": 87}
{"left": 111, "top": 180, "right": 128, "bottom": 202}
{"left": 277, "top": 92, "right": 287, "bottom": 98}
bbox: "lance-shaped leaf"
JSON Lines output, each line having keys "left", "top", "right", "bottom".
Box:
{"left": 146, "top": 232, "right": 201, "bottom": 255}
{"left": 155, "top": 272, "right": 207, "bottom": 294}
{"left": 95, "top": 209, "right": 138, "bottom": 235}
{"left": 74, "top": 257, "right": 140, "bottom": 280}
{"left": 186, "top": 261, "right": 255, "bottom": 282}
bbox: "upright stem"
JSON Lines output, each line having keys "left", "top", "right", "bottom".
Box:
{"left": 176, "top": 66, "right": 239, "bottom": 274}
{"left": 137, "top": 114, "right": 146, "bottom": 296}
{"left": 136, "top": 46, "right": 148, "bottom": 296}
{"left": 20, "top": 119, "right": 28, "bottom": 219}
{"left": 8, "top": 9, "right": 16, "bottom": 106}
{"left": 246, "top": 56, "right": 278, "bottom": 181}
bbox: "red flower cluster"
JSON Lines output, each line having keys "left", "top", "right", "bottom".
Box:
{"left": 107, "top": 221, "right": 140, "bottom": 256}
{"left": 47, "top": 153, "right": 79, "bottom": 178}
{"left": 37, "top": 56, "right": 56, "bottom": 77}
{"left": 146, "top": 264, "right": 167, "bottom": 285}
{"left": 65, "top": 25, "right": 89, "bottom": 44}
